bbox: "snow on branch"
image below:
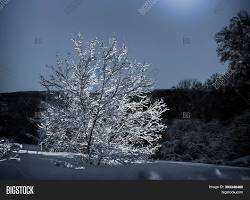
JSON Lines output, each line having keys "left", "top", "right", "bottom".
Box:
{"left": 39, "top": 34, "right": 168, "bottom": 165}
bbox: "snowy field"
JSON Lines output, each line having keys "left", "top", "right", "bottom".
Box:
{"left": 0, "top": 145, "right": 250, "bottom": 180}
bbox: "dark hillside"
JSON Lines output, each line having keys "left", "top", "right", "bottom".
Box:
{"left": 0, "top": 89, "right": 249, "bottom": 166}
{"left": 152, "top": 89, "right": 249, "bottom": 122}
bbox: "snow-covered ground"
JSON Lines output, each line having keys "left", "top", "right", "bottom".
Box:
{"left": 0, "top": 145, "right": 249, "bottom": 180}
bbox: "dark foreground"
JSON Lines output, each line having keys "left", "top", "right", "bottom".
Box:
{"left": 0, "top": 149, "right": 249, "bottom": 180}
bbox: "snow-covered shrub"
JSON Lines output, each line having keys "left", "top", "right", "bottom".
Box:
{"left": 157, "top": 112, "right": 250, "bottom": 166}
{"left": 224, "top": 110, "right": 250, "bottom": 161}
{"left": 0, "top": 139, "right": 21, "bottom": 160}
{"left": 157, "top": 119, "right": 227, "bottom": 164}
{"left": 39, "top": 34, "right": 168, "bottom": 165}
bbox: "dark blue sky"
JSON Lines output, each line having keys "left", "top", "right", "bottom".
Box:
{"left": 0, "top": 0, "right": 249, "bottom": 92}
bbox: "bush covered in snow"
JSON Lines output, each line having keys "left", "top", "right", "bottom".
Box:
{"left": 156, "top": 111, "right": 250, "bottom": 166}
{"left": 0, "top": 138, "right": 21, "bottom": 160}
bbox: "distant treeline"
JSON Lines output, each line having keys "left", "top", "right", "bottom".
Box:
{"left": 0, "top": 88, "right": 249, "bottom": 145}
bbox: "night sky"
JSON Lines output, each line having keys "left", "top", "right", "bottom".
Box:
{"left": 0, "top": 0, "right": 249, "bottom": 92}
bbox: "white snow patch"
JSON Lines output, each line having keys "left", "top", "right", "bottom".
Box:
{"left": 215, "top": 169, "right": 222, "bottom": 177}
{"left": 16, "top": 150, "right": 83, "bottom": 158}
{"left": 148, "top": 171, "right": 162, "bottom": 180}
{"left": 75, "top": 167, "right": 85, "bottom": 170}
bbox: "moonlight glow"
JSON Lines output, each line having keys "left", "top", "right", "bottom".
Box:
{"left": 167, "top": 0, "right": 200, "bottom": 9}
{"left": 164, "top": 0, "right": 206, "bottom": 16}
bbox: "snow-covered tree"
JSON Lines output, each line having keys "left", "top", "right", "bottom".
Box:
{"left": 215, "top": 10, "right": 250, "bottom": 88}
{"left": 39, "top": 34, "right": 168, "bottom": 165}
